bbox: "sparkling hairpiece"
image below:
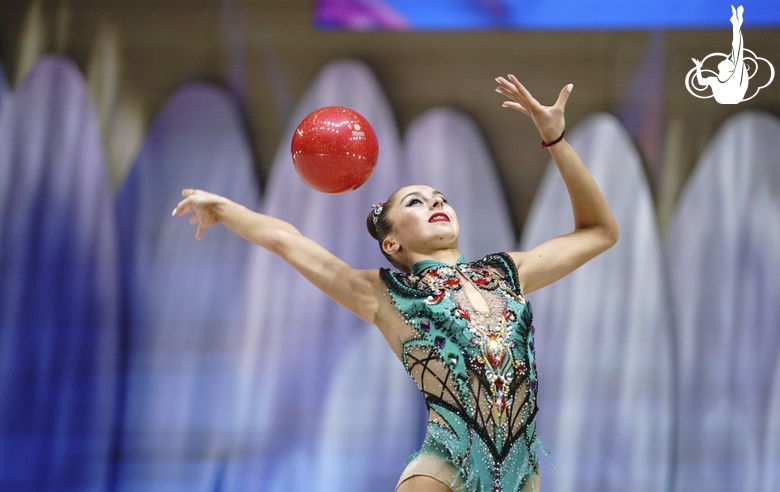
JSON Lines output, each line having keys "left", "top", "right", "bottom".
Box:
{"left": 371, "top": 202, "right": 385, "bottom": 225}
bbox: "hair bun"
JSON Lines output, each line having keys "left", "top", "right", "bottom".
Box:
{"left": 366, "top": 211, "right": 379, "bottom": 240}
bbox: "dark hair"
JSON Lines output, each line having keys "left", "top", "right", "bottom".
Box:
{"left": 366, "top": 191, "right": 409, "bottom": 273}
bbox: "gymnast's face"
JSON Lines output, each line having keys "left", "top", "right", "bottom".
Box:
{"left": 382, "top": 185, "right": 460, "bottom": 261}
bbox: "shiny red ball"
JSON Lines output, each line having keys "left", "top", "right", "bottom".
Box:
{"left": 291, "top": 106, "right": 379, "bottom": 194}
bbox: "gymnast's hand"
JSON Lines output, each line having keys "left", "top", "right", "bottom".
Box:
{"left": 172, "top": 189, "right": 229, "bottom": 240}
{"left": 495, "top": 74, "right": 571, "bottom": 144}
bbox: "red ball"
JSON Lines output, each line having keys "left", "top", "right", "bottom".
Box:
{"left": 291, "top": 106, "right": 379, "bottom": 194}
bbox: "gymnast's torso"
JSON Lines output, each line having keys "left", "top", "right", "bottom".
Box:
{"left": 374, "top": 253, "right": 541, "bottom": 492}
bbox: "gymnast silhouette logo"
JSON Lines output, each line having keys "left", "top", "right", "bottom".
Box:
{"left": 685, "top": 5, "right": 774, "bottom": 104}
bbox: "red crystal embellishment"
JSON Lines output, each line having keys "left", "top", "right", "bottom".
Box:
{"left": 427, "top": 290, "right": 446, "bottom": 305}
{"left": 486, "top": 336, "right": 506, "bottom": 368}
{"left": 474, "top": 276, "right": 489, "bottom": 286}
{"left": 445, "top": 278, "right": 460, "bottom": 288}
{"left": 456, "top": 304, "right": 471, "bottom": 321}
{"left": 501, "top": 307, "right": 514, "bottom": 322}
{"left": 494, "top": 395, "right": 507, "bottom": 413}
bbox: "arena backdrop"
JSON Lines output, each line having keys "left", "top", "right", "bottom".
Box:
{"left": 1, "top": 56, "right": 779, "bottom": 492}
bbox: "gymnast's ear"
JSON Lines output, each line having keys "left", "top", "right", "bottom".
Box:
{"left": 382, "top": 237, "right": 399, "bottom": 255}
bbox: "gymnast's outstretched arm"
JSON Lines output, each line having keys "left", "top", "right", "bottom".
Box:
{"left": 172, "top": 189, "right": 380, "bottom": 322}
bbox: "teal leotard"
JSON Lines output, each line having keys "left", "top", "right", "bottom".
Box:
{"left": 380, "top": 253, "right": 540, "bottom": 492}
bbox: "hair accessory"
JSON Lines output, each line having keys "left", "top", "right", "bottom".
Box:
{"left": 541, "top": 129, "right": 565, "bottom": 148}
{"left": 371, "top": 203, "right": 385, "bottom": 225}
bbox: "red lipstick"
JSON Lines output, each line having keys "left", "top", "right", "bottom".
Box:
{"left": 429, "top": 212, "right": 450, "bottom": 223}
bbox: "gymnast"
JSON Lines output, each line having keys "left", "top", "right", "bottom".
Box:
{"left": 173, "top": 74, "right": 619, "bottom": 491}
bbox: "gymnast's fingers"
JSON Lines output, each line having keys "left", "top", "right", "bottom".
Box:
{"left": 554, "top": 84, "right": 573, "bottom": 111}
{"left": 495, "top": 77, "right": 524, "bottom": 102}
{"left": 502, "top": 101, "right": 530, "bottom": 115}
{"left": 495, "top": 86, "right": 522, "bottom": 106}
{"left": 190, "top": 214, "right": 198, "bottom": 225}
{"left": 507, "top": 75, "right": 538, "bottom": 108}
{"left": 495, "top": 76, "right": 515, "bottom": 91}
{"left": 495, "top": 85, "right": 515, "bottom": 99}
{"left": 172, "top": 196, "right": 193, "bottom": 216}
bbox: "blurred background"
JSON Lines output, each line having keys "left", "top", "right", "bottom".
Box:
{"left": 0, "top": 0, "right": 778, "bottom": 490}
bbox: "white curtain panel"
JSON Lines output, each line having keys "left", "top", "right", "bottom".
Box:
{"left": 403, "top": 107, "right": 514, "bottom": 259}
{"left": 313, "top": 326, "right": 425, "bottom": 491}
{"left": 0, "top": 62, "right": 10, "bottom": 218}
{"left": 765, "top": 349, "right": 780, "bottom": 491}
{"left": 520, "top": 113, "right": 673, "bottom": 491}
{"left": 227, "top": 58, "right": 413, "bottom": 492}
{"left": 0, "top": 62, "right": 8, "bottom": 116}
{"left": 113, "top": 84, "right": 259, "bottom": 491}
{"left": 0, "top": 55, "right": 119, "bottom": 490}
{"left": 665, "top": 111, "right": 780, "bottom": 492}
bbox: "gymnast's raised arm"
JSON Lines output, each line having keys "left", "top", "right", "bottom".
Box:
{"left": 495, "top": 75, "right": 620, "bottom": 295}
{"left": 172, "top": 189, "right": 380, "bottom": 322}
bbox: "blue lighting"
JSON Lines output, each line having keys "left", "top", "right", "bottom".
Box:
{"left": 316, "top": 0, "right": 780, "bottom": 30}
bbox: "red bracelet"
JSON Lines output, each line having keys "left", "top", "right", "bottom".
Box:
{"left": 541, "top": 130, "right": 565, "bottom": 148}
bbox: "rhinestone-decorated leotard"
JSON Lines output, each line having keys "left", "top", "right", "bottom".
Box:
{"left": 378, "top": 253, "right": 540, "bottom": 492}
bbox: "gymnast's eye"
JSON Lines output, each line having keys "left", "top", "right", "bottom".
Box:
{"left": 406, "top": 198, "right": 422, "bottom": 206}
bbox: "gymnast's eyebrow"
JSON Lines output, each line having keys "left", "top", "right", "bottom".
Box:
{"left": 401, "top": 190, "right": 446, "bottom": 203}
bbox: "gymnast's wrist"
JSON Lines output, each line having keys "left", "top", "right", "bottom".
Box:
{"left": 541, "top": 128, "right": 565, "bottom": 149}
